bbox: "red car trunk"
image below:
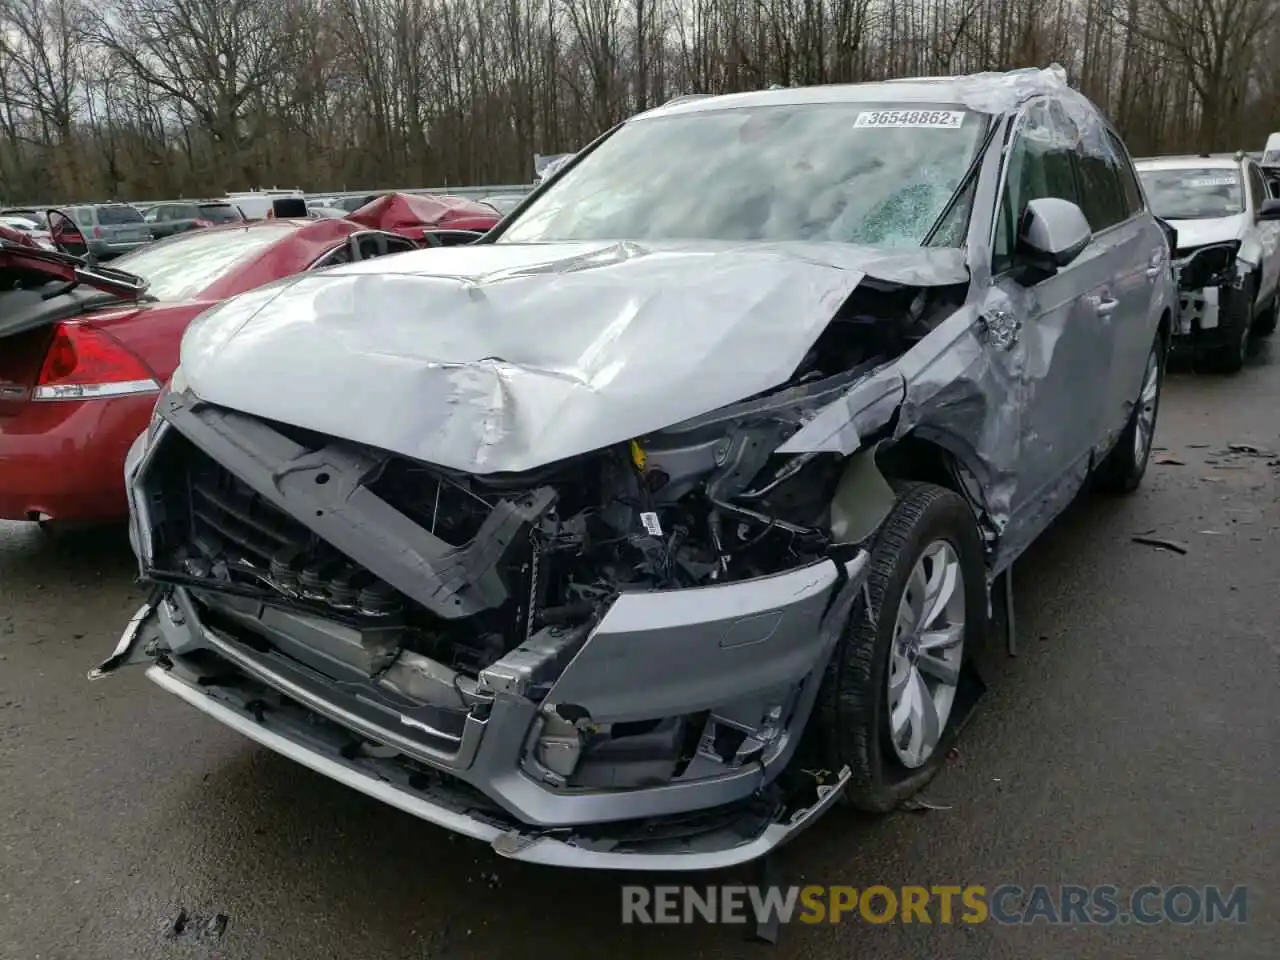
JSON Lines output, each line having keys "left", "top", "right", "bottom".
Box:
{"left": 0, "top": 248, "right": 153, "bottom": 416}
{"left": 0, "top": 244, "right": 164, "bottom": 520}
{"left": 2, "top": 205, "right": 450, "bottom": 524}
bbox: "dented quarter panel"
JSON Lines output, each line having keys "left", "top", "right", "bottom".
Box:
{"left": 180, "top": 239, "right": 962, "bottom": 475}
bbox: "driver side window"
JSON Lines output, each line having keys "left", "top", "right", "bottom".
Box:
{"left": 1247, "top": 164, "right": 1267, "bottom": 213}
{"left": 993, "top": 102, "right": 1081, "bottom": 275}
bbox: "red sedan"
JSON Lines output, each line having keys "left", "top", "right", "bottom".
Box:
{"left": 347, "top": 192, "right": 501, "bottom": 244}
{"left": 0, "top": 210, "right": 430, "bottom": 528}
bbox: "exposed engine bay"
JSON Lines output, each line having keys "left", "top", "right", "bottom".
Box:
{"left": 139, "top": 276, "right": 965, "bottom": 683}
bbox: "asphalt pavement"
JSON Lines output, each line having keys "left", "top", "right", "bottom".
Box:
{"left": 2, "top": 347, "right": 1278, "bottom": 960}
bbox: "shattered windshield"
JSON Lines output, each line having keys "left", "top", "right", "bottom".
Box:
{"left": 1138, "top": 167, "right": 1244, "bottom": 220}
{"left": 499, "top": 103, "right": 987, "bottom": 248}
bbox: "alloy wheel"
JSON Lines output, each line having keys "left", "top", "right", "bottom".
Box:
{"left": 1133, "top": 347, "right": 1161, "bottom": 466}
{"left": 887, "top": 540, "right": 966, "bottom": 769}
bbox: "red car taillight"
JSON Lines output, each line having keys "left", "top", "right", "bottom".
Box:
{"left": 193, "top": 219, "right": 214, "bottom": 228}
{"left": 93, "top": 225, "right": 104, "bottom": 238}
{"left": 32, "top": 322, "right": 160, "bottom": 401}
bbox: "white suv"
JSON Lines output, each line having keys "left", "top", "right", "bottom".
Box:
{"left": 1136, "top": 153, "right": 1280, "bottom": 372}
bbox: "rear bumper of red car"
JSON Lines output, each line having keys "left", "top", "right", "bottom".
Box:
{"left": 0, "top": 394, "right": 157, "bottom": 523}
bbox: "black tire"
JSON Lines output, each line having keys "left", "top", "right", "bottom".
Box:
{"left": 1201, "top": 277, "right": 1255, "bottom": 373}
{"left": 1253, "top": 293, "right": 1279, "bottom": 338}
{"left": 809, "top": 482, "right": 986, "bottom": 813}
{"left": 1095, "top": 334, "right": 1166, "bottom": 495}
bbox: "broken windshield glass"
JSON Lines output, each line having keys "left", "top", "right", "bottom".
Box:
{"left": 500, "top": 103, "right": 987, "bottom": 248}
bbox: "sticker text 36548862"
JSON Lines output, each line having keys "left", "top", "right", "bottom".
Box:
{"left": 854, "top": 110, "right": 966, "bottom": 130}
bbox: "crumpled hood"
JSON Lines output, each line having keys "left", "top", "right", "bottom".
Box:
{"left": 1169, "top": 214, "right": 1248, "bottom": 251}
{"left": 180, "top": 240, "right": 966, "bottom": 473}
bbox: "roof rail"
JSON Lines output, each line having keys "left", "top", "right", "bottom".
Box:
{"left": 663, "top": 93, "right": 714, "bottom": 106}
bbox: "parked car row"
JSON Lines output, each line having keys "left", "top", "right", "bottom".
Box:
{"left": 80, "top": 67, "right": 1186, "bottom": 872}
{"left": 141, "top": 200, "right": 246, "bottom": 239}
{"left": 1, "top": 188, "right": 519, "bottom": 267}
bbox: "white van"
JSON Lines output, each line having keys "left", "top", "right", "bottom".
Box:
{"left": 225, "top": 189, "right": 305, "bottom": 221}
{"left": 1262, "top": 133, "right": 1280, "bottom": 168}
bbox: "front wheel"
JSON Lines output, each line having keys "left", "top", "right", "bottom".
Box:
{"left": 1201, "top": 278, "right": 1255, "bottom": 373}
{"left": 810, "top": 482, "right": 986, "bottom": 812}
{"left": 1253, "top": 293, "right": 1279, "bottom": 338}
{"left": 1095, "top": 335, "right": 1165, "bottom": 494}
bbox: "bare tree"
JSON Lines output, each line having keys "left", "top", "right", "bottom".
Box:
{"left": 4, "top": 0, "right": 1280, "bottom": 203}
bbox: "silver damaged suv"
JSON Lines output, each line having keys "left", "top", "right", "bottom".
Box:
{"left": 97, "top": 66, "right": 1176, "bottom": 870}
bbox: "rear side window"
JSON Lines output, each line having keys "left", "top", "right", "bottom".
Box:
{"left": 1108, "top": 133, "right": 1144, "bottom": 216}
{"left": 1074, "top": 141, "right": 1129, "bottom": 232}
{"left": 1246, "top": 164, "right": 1267, "bottom": 212}
{"left": 97, "top": 204, "right": 144, "bottom": 225}
{"left": 199, "top": 204, "right": 243, "bottom": 223}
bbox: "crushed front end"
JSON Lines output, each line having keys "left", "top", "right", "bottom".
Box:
{"left": 100, "top": 387, "right": 871, "bottom": 869}
{"left": 1171, "top": 240, "right": 1248, "bottom": 340}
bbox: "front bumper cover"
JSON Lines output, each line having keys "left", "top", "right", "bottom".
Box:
{"left": 146, "top": 659, "right": 851, "bottom": 870}
{"left": 98, "top": 544, "right": 868, "bottom": 869}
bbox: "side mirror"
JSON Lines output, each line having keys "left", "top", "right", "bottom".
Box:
{"left": 1258, "top": 198, "right": 1280, "bottom": 221}
{"left": 1012, "top": 197, "right": 1092, "bottom": 286}
{"left": 46, "top": 209, "right": 94, "bottom": 266}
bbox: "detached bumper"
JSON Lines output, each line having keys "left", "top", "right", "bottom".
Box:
{"left": 97, "top": 549, "right": 868, "bottom": 870}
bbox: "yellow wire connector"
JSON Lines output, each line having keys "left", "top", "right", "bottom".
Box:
{"left": 629, "top": 439, "right": 647, "bottom": 471}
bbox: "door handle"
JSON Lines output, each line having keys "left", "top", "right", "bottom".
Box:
{"left": 1096, "top": 296, "right": 1120, "bottom": 316}
{"left": 1145, "top": 265, "right": 1163, "bottom": 277}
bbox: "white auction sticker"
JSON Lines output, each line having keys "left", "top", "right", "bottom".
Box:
{"left": 640, "top": 511, "right": 663, "bottom": 536}
{"left": 854, "top": 109, "right": 966, "bottom": 130}
{"left": 1187, "top": 177, "right": 1237, "bottom": 188}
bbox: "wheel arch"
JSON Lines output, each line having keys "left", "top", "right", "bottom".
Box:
{"left": 829, "top": 432, "right": 997, "bottom": 558}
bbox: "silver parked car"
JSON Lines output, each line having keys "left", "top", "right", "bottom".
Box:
{"left": 1135, "top": 153, "right": 1280, "bottom": 372}
{"left": 97, "top": 66, "right": 1175, "bottom": 870}
{"left": 67, "top": 202, "right": 154, "bottom": 259}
